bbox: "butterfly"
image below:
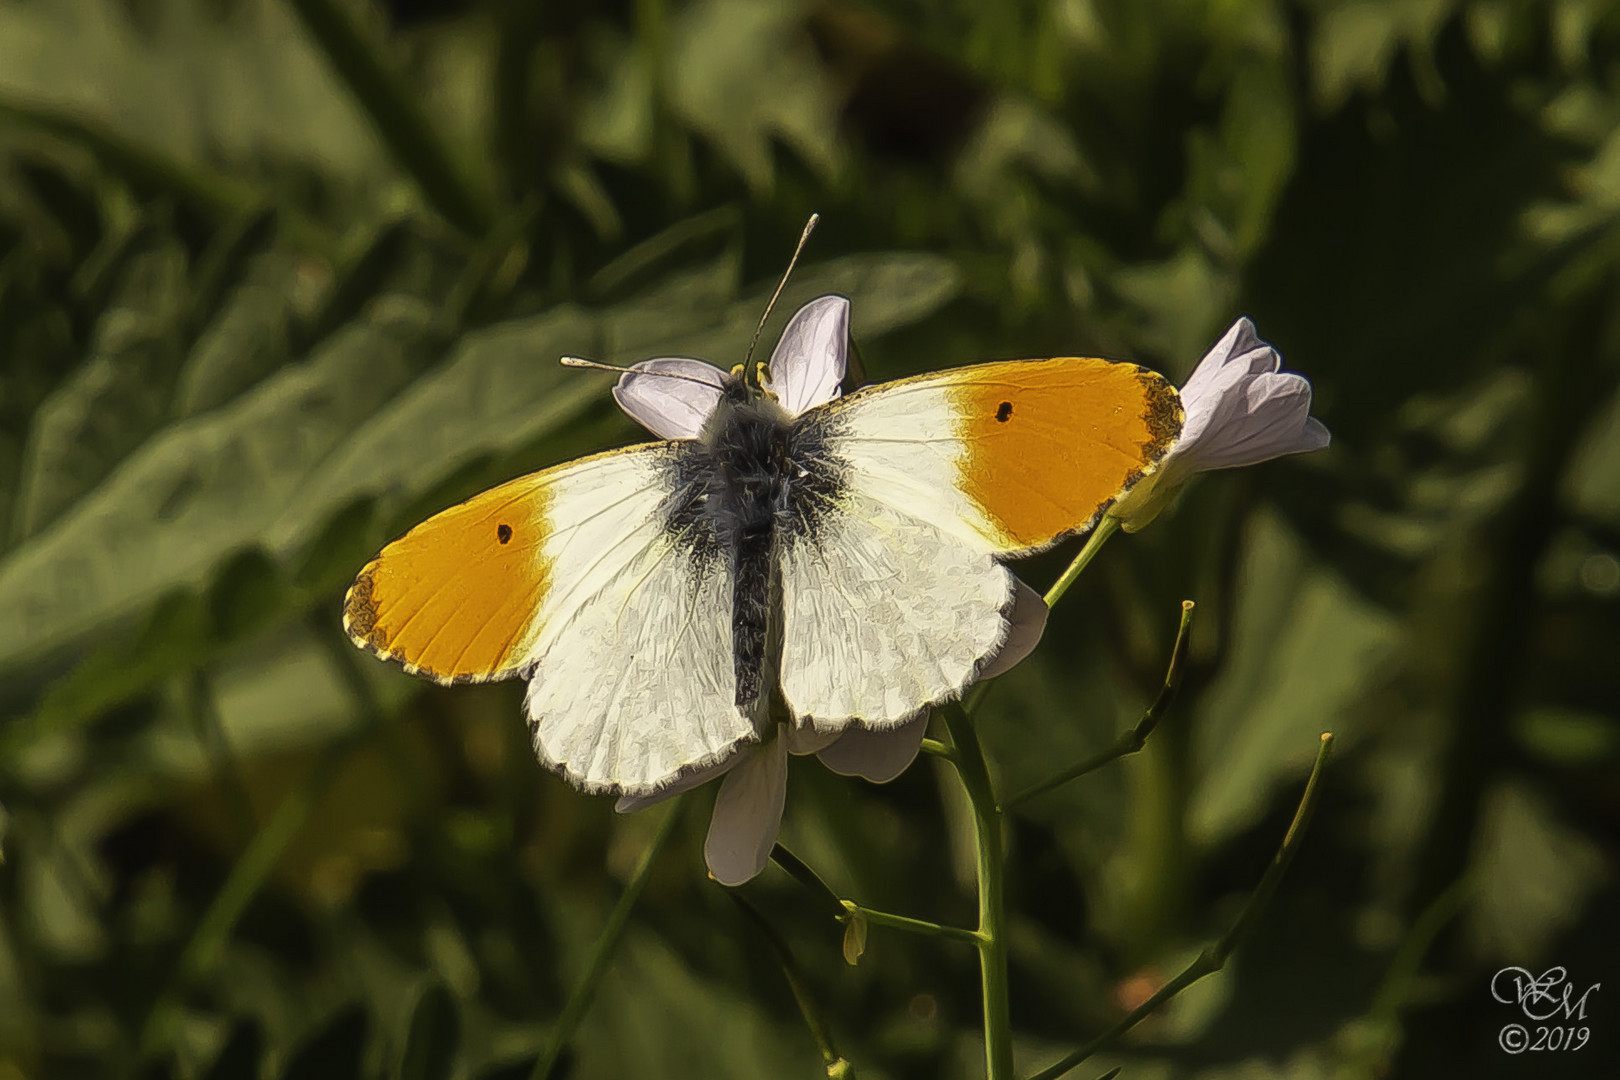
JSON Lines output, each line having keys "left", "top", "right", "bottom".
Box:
{"left": 343, "top": 293, "right": 1183, "bottom": 798}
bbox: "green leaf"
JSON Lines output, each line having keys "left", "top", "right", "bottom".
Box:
{"left": 1469, "top": 781, "right": 1609, "bottom": 960}
{"left": 208, "top": 548, "right": 293, "bottom": 645}
{"left": 0, "top": 0, "right": 394, "bottom": 212}
{"left": 1309, "top": 0, "right": 1453, "bottom": 110}
{"left": 201, "top": 1019, "right": 266, "bottom": 1080}
{"left": 11, "top": 240, "right": 189, "bottom": 541}
{"left": 572, "top": 926, "right": 815, "bottom": 1080}
{"left": 19, "top": 590, "right": 207, "bottom": 748}
{"left": 398, "top": 982, "right": 459, "bottom": 1080}
{"left": 172, "top": 256, "right": 298, "bottom": 419}
{"left": 0, "top": 297, "right": 437, "bottom": 690}
{"left": 282, "top": 1005, "right": 370, "bottom": 1080}
{"left": 1187, "top": 509, "right": 1396, "bottom": 844}
{"left": 584, "top": 0, "right": 843, "bottom": 191}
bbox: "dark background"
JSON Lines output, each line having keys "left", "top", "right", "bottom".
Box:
{"left": 1, "top": 1, "right": 1617, "bottom": 1077}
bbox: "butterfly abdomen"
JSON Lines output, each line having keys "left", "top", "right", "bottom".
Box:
{"left": 660, "top": 396, "right": 847, "bottom": 711}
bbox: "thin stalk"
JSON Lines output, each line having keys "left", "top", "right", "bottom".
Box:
{"left": 1002, "top": 600, "right": 1194, "bottom": 810}
{"left": 846, "top": 902, "right": 983, "bottom": 946}
{"left": 942, "top": 703, "right": 1014, "bottom": 1080}
{"left": 730, "top": 892, "right": 857, "bottom": 1078}
{"left": 1026, "top": 733, "right": 1335, "bottom": 1080}
{"left": 771, "top": 843, "right": 847, "bottom": 922}
{"left": 769, "top": 844, "right": 980, "bottom": 945}
{"left": 531, "top": 799, "right": 684, "bottom": 1080}
{"left": 1044, "top": 515, "right": 1120, "bottom": 609}
{"left": 962, "top": 515, "right": 1120, "bottom": 716}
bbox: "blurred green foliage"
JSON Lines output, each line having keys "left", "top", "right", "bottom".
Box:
{"left": 1, "top": 0, "right": 1619, "bottom": 1078}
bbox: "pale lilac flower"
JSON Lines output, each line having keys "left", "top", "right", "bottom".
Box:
{"left": 609, "top": 295, "right": 1047, "bottom": 884}
{"left": 1111, "top": 317, "right": 1331, "bottom": 531}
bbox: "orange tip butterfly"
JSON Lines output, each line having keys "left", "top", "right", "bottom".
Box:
{"left": 344, "top": 258, "right": 1183, "bottom": 798}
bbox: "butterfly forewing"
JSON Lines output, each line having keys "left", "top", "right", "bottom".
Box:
{"left": 773, "top": 356, "right": 1182, "bottom": 726}
{"left": 345, "top": 442, "right": 756, "bottom": 795}
{"left": 343, "top": 471, "right": 553, "bottom": 683}
{"left": 813, "top": 357, "right": 1183, "bottom": 556}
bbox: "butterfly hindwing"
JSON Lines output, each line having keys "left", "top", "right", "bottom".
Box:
{"left": 777, "top": 484, "right": 1016, "bottom": 727}
{"left": 523, "top": 494, "right": 754, "bottom": 796}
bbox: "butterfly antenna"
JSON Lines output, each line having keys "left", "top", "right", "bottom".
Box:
{"left": 742, "top": 213, "right": 819, "bottom": 388}
{"left": 560, "top": 356, "right": 721, "bottom": 390}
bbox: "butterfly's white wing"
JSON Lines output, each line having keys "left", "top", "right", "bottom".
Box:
{"left": 345, "top": 443, "right": 756, "bottom": 796}
{"left": 778, "top": 357, "right": 1181, "bottom": 726}
{"left": 519, "top": 446, "right": 759, "bottom": 795}
{"left": 777, "top": 480, "right": 1016, "bottom": 729}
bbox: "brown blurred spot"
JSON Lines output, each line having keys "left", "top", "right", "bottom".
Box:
{"left": 806, "top": 2, "right": 990, "bottom": 163}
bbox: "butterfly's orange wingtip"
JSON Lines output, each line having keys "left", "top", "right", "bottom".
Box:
{"left": 342, "top": 564, "right": 389, "bottom": 653}
{"left": 1135, "top": 365, "right": 1185, "bottom": 463}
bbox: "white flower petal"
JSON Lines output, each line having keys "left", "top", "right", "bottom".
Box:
{"left": 1179, "top": 324, "right": 1280, "bottom": 447}
{"left": 815, "top": 713, "right": 929, "bottom": 782}
{"left": 784, "top": 723, "right": 842, "bottom": 756}
{"left": 1109, "top": 318, "right": 1328, "bottom": 532}
{"left": 614, "top": 751, "right": 740, "bottom": 813}
{"left": 978, "top": 577, "right": 1048, "bottom": 679}
{"left": 1180, "top": 317, "right": 1277, "bottom": 398}
{"left": 764, "top": 296, "right": 848, "bottom": 415}
{"left": 1179, "top": 371, "right": 1329, "bottom": 472}
{"left": 703, "top": 734, "right": 788, "bottom": 886}
{"left": 613, "top": 358, "right": 728, "bottom": 439}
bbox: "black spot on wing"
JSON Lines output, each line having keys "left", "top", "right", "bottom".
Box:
{"left": 995, "top": 400, "right": 1013, "bottom": 422}
{"left": 496, "top": 522, "right": 513, "bottom": 544}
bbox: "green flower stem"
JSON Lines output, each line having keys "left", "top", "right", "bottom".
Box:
{"left": 1001, "top": 600, "right": 1195, "bottom": 811}
{"left": 962, "top": 516, "right": 1120, "bottom": 717}
{"left": 914, "top": 516, "right": 1126, "bottom": 1077}
{"left": 284, "top": 0, "right": 497, "bottom": 235}
{"left": 942, "top": 702, "right": 1014, "bottom": 1080}
{"left": 769, "top": 844, "right": 980, "bottom": 944}
{"left": 843, "top": 901, "right": 984, "bottom": 946}
{"left": 918, "top": 736, "right": 956, "bottom": 760}
{"left": 770, "top": 843, "right": 848, "bottom": 921}
{"left": 1026, "top": 733, "right": 1336, "bottom": 1080}
{"left": 185, "top": 670, "right": 258, "bottom": 842}
{"left": 730, "top": 892, "right": 857, "bottom": 1078}
{"left": 531, "top": 798, "right": 685, "bottom": 1080}
{"left": 1043, "top": 515, "right": 1121, "bottom": 609}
